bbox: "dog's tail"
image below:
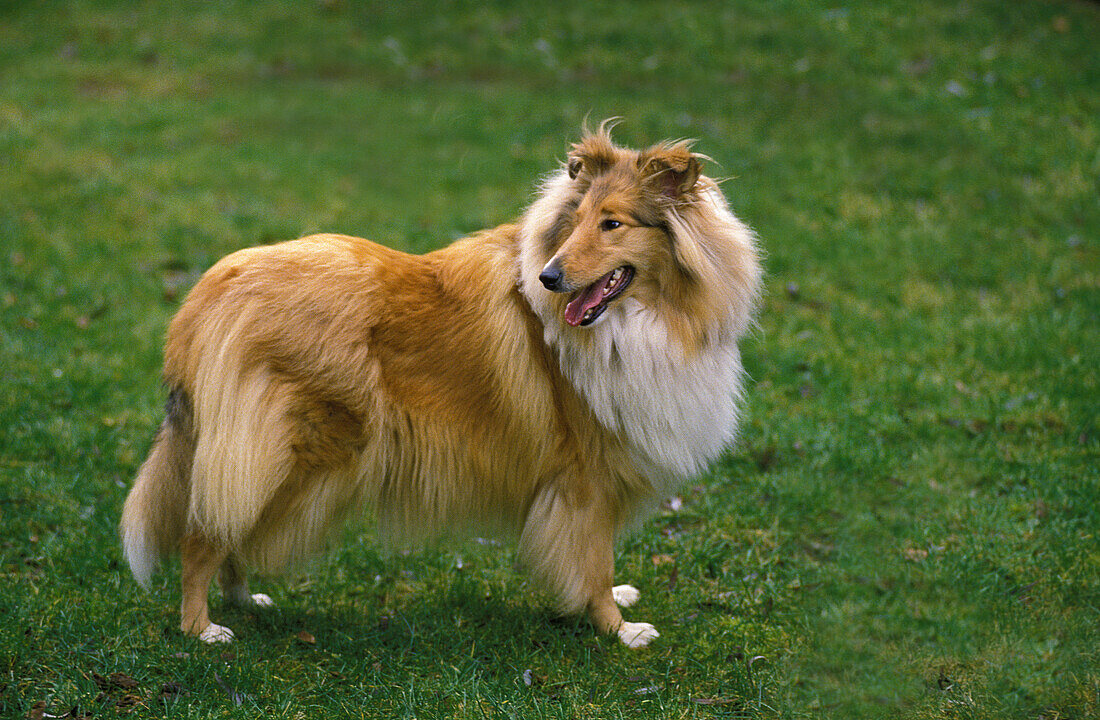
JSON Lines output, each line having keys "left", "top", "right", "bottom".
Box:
{"left": 119, "top": 388, "right": 195, "bottom": 589}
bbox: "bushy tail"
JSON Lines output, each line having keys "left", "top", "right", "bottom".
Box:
{"left": 119, "top": 389, "right": 194, "bottom": 589}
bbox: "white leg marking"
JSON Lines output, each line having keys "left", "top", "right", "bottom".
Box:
{"left": 198, "top": 623, "right": 236, "bottom": 644}
{"left": 618, "top": 621, "right": 659, "bottom": 648}
{"left": 248, "top": 593, "right": 275, "bottom": 609}
{"left": 612, "top": 584, "right": 640, "bottom": 607}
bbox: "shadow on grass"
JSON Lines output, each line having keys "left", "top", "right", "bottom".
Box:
{"left": 217, "top": 584, "right": 592, "bottom": 659}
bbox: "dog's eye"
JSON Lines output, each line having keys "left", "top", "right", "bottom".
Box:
{"left": 600, "top": 219, "right": 622, "bottom": 232}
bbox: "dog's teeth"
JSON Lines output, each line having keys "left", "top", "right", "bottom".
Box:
{"left": 607, "top": 268, "right": 622, "bottom": 291}
{"left": 584, "top": 309, "right": 594, "bottom": 321}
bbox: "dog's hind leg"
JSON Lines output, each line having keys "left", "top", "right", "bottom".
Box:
{"left": 218, "top": 555, "right": 275, "bottom": 610}
{"left": 180, "top": 533, "right": 235, "bottom": 643}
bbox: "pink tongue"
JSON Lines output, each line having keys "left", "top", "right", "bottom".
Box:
{"left": 564, "top": 269, "right": 616, "bottom": 326}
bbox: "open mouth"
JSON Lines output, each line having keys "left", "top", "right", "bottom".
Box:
{"left": 563, "top": 266, "right": 635, "bottom": 327}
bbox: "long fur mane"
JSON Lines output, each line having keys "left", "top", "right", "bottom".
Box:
{"left": 518, "top": 123, "right": 762, "bottom": 487}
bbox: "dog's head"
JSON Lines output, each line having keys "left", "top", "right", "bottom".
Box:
{"left": 534, "top": 122, "right": 701, "bottom": 327}
{"left": 521, "top": 121, "right": 760, "bottom": 346}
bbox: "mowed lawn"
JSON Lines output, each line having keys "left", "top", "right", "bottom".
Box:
{"left": 2, "top": 1, "right": 1097, "bottom": 718}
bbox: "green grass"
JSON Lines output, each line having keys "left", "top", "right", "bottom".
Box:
{"left": 2, "top": 0, "right": 1098, "bottom": 717}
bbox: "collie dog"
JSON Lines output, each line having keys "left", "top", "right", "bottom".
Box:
{"left": 120, "top": 122, "right": 761, "bottom": 648}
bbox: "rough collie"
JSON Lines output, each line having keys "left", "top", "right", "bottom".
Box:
{"left": 120, "top": 122, "right": 761, "bottom": 648}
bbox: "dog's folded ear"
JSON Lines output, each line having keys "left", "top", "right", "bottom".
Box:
{"left": 567, "top": 156, "right": 585, "bottom": 179}
{"left": 567, "top": 141, "right": 616, "bottom": 180}
{"left": 640, "top": 143, "right": 702, "bottom": 200}
{"left": 568, "top": 120, "right": 621, "bottom": 179}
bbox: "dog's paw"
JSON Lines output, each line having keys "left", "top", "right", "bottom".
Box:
{"left": 617, "top": 621, "right": 659, "bottom": 649}
{"left": 225, "top": 589, "right": 276, "bottom": 609}
{"left": 612, "top": 584, "right": 641, "bottom": 607}
{"left": 198, "top": 623, "right": 236, "bottom": 644}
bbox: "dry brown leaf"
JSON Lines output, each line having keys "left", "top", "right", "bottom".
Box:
{"left": 904, "top": 547, "right": 929, "bottom": 562}
{"left": 108, "top": 672, "right": 139, "bottom": 691}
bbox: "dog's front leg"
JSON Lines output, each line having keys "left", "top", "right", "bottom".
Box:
{"left": 520, "top": 485, "right": 659, "bottom": 648}
{"left": 587, "top": 584, "right": 660, "bottom": 649}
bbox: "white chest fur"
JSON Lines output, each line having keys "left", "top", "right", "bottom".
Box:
{"left": 545, "top": 299, "right": 745, "bottom": 489}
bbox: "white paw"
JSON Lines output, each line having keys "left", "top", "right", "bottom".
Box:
{"left": 612, "top": 584, "right": 640, "bottom": 607}
{"left": 226, "top": 589, "right": 275, "bottom": 609}
{"left": 198, "top": 623, "right": 236, "bottom": 644}
{"left": 618, "top": 621, "right": 659, "bottom": 648}
{"left": 248, "top": 593, "right": 275, "bottom": 609}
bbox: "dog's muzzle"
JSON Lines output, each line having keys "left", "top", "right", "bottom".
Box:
{"left": 538, "top": 260, "right": 565, "bottom": 292}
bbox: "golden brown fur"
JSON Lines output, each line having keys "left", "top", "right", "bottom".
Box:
{"left": 120, "top": 122, "right": 761, "bottom": 648}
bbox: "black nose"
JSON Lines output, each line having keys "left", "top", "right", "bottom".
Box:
{"left": 539, "top": 264, "right": 564, "bottom": 291}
